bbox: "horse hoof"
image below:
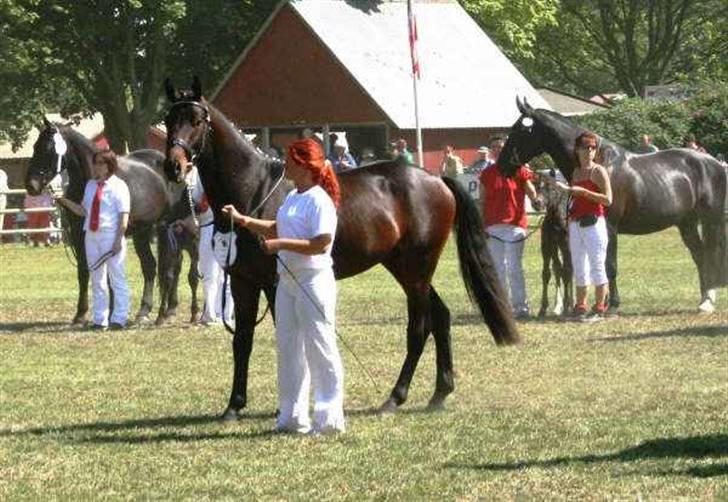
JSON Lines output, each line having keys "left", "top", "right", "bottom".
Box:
{"left": 378, "top": 398, "right": 399, "bottom": 414}
{"left": 426, "top": 398, "right": 446, "bottom": 412}
{"left": 135, "top": 314, "right": 151, "bottom": 324}
{"left": 72, "top": 316, "right": 87, "bottom": 327}
{"left": 698, "top": 299, "right": 715, "bottom": 314}
{"left": 166, "top": 309, "right": 178, "bottom": 318}
{"left": 154, "top": 316, "right": 166, "bottom": 327}
{"left": 605, "top": 305, "right": 620, "bottom": 318}
{"left": 220, "top": 407, "right": 243, "bottom": 422}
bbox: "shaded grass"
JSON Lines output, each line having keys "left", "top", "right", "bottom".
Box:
{"left": 0, "top": 228, "right": 726, "bottom": 500}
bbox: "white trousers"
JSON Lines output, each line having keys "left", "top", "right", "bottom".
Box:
{"left": 275, "top": 267, "right": 345, "bottom": 434}
{"left": 568, "top": 216, "right": 609, "bottom": 287}
{"left": 486, "top": 224, "right": 529, "bottom": 315}
{"left": 85, "top": 231, "right": 130, "bottom": 326}
{"left": 198, "top": 224, "right": 233, "bottom": 323}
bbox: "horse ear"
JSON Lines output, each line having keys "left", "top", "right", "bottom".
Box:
{"left": 516, "top": 96, "right": 526, "bottom": 114}
{"left": 43, "top": 116, "right": 53, "bottom": 130}
{"left": 164, "top": 78, "right": 178, "bottom": 103}
{"left": 523, "top": 97, "right": 535, "bottom": 115}
{"left": 191, "top": 76, "right": 202, "bottom": 101}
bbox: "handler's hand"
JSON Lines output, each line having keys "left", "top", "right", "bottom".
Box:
{"left": 554, "top": 181, "right": 571, "bottom": 193}
{"left": 221, "top": 204, "right": 246, "bottom": 226}
{"left": 261, "top": 239, "right": 280, "bottom": 255}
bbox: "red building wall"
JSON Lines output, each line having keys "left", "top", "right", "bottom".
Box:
{"left": 214, "top": 6, "right": 386, "bottom": 127}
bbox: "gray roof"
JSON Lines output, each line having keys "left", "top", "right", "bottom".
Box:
{"left": 537, "top": 87, "right": 608, "bottom": 116}
{"left": 215, "top": 0, "right": 550, "bottom": 130}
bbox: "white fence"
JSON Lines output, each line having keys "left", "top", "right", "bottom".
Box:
{"left": 0, "top": 188, "right": 61, "bottom": 239}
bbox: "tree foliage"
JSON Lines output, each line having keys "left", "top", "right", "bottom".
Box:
{"left": 520, "top": 0, "right": 727, "bottom": 98}
{"left": 1, "top": 0, "right": 276, "bottom": 151}
{"left": 459, "top": 0, "right": 559, "bottom": 61}
{"left": 575, "top": 82, "right": 728, "bottom": 155}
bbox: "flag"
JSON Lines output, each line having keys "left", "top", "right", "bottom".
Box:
{"left": 407, "top": 0, "right": 420, "bottom": 79}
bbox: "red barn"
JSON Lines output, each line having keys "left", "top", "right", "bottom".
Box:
{"left": 212, "top": 0, "right": 550, "bottom": 173}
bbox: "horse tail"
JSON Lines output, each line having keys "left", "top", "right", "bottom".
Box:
{"left": 440, "top": 177, "right": 520, "bottom": 345}
{"left": 719, "top": 163, "right": 728, "bottom": 286}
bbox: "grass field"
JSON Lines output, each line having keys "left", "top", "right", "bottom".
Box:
{"left": 0, "top": 228, "right": 726, "bottom": 500}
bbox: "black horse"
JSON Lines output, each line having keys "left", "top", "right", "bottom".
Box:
{"left": 534, "top": 170, "right": 572, "bottom": 317}
{"left": 25, "top": 119, "right": 200, "bottom": 325}
{"left": 163, "top": 78, "right": 518, "bottom": 420}
{"left": 501, "top": 98, "right": 727, "bottom": 313}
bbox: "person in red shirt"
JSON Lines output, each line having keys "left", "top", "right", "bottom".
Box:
{"left": 479, "top": 161, "right": 540, "bottom": 319}
{"left": 544, "top": 131, "right": 612, "bottom": 321}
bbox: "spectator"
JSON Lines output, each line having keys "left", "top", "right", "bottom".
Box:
{"left": 466, "top": 146, "right": 492, "bottom": 174}
{"left": 544, "top": 131, "right": 612, "bottom": 321}
{"left": 395, "top": 138, "right": 414, "bottom": 164}
{"left": 440, "top": 145, "right": 464, "bottom": 177}
{"left": 53, "top": 150, "right": 131, "bottom": 330}
{"left": 24, "top": 190, "right": 53, "bottom": 247}
{"left": 222, "top": 138, "right": 345, "bottom": 435}
{"left": 479, "top": 160, "right": 541, "bottom": 319}
{"left": 684, "top": 137, "right": 707, "bottom": 153}
{"left": 327, "top": 141, "right": 357, "bottom": 173}
{"left": 359, "top": 147, "right": 377, "bottom": 167}
{"left": 489, "top": 137, "right": 505, "bottom": 163}
{"left": 636, "top": 134, "right": 658, "bottom": 153}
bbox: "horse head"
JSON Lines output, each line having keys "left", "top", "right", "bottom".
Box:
{"left": 500, "top": 97, "right": 547, "bottom": 177}
{"left": 25, "top": 118, "right": 70, "bottom": 195}
{"left": 163, "top": 76, "right": 210, "bottom": 183}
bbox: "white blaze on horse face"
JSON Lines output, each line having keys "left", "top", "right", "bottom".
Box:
{"left": 521, "top": 117, "right": 534, "bottom": 129}
{"left": 53, "top": 132, "right": 67, "bottom": 156}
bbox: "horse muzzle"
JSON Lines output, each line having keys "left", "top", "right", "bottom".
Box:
{"left": 25, "top": 176, "right": 44, "bottom": 196}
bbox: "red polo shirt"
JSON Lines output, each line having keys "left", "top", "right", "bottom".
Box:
{"left": 479, "top": 164, "right": 533, "bottom": 229}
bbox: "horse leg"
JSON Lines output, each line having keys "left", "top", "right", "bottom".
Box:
{"left": 154, "top": 226, "right": 174, "bottom": 325}
{"left": 187, "top": 240, "right": 200, "bottom": 324}
{"left": 166, "top": 249, "right": 183, "bottom": 318}
{"left": 132, "top": 227, "right": 156, "bottom": 321}
{"left": 427, "top": 287, "right": 454, "bottom": 410}
{"left": 677, "top": 220, "right": 709, "bottom": 311}
{"left": 381, "top": 285, "right": 430, "bottom": 413}
{"left": 559, "top": 235, "right": 574, "bottom": 316}
{"left": 221, "top": 279, "right": 262, "bottom": 421}
{"left": 538, "top": 229, "right": 552, "bottom": 318}
{"left": 605, "top": 223, "right": 620, "bottom": 314}
{"left": 551, "top": 251, "right": 565, "bottom": 316}
{"left": 73, "top": 229, "right": 90, "bottom": 326}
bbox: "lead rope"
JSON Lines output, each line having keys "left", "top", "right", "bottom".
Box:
{"left": 275, "top": 254, "right": 380, "bottom": 394}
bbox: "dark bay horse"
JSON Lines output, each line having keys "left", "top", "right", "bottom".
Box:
{"left": 25, "top": 119, "right": 200, "bottom": 325}
{"left": 501, "top": 98, "right": 727, "bottom": 313}
{"left": 163, "top": 79, "right": 519, "bottom": 420}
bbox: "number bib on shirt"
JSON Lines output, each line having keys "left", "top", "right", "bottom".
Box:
{"left": 212, "top": 230, "right": 237, "bottom": 270}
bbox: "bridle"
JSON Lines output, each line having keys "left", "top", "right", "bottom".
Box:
{"left": 166, "top": 100, "right": 212, "bottom": 168}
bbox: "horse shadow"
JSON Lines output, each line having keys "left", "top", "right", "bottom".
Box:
{"left": 589, "top": 324, "right": 727, "bottom": 343}
{"left": 443, "top": 433, "right": 728, "bottom": 478}
{"left": 0, "top": 321, "right": 74, "bottom": 334}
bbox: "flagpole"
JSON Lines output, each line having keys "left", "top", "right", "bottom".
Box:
{"left": 407, "top": 0, "right": 424, "bottom": 167}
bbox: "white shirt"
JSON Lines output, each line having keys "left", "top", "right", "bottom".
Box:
{"left": 276, "top": 185, "right": 337, "bottom": 272}
{"left": 82, "top": 174, "right": 131, "bottom": 233}
{"left": 187, "top": 167, "right": 213, "bottom": 225}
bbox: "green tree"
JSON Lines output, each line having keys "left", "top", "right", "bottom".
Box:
{"left": 1, "top": 0, "right": 276, "bottom": 152}
{"left": 522, "top": 0, "right": 727, "bottom": 98}
{"left": 459, "top": 0, "right": 559, "bottom": 61}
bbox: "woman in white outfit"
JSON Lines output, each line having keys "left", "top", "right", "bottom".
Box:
{"left": 54, "top": 150, "right": 131, "bottom": 330}
{"left": 186, "top": 167, "right": 233, "bottom": 325}
{"left": 223, "top": 138, "right": 345, "bottom": 435}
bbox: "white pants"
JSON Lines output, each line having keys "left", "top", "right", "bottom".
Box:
{"left": 486, "top": 224, "right": 529, "bottom": 315}
{"left": 275, "top": 267, "right": 345, "bottom": 434}
{"left": 85, "top": 230, "right": 130, "bottom": 326}
{"left": 198, "top": 224, "right": 233, "bottom": 323}
{"left": 568, "top": 216, "right": 609, "bottom": 287}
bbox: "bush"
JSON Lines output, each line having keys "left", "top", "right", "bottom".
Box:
{"left": 575, "top": 82, "right": 727, "bottom": 156}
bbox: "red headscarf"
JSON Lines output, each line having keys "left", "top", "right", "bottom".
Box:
{"left": 287, "top": 138, "right": 341, "bottom": 208}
